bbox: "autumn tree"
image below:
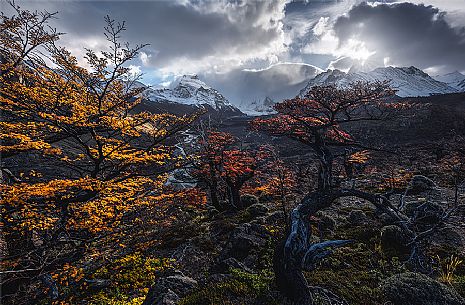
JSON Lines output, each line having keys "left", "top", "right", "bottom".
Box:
{"left": 1, "top": 4, "right": 199, "bottom": 303}
{"left": 251, "top": 82, "right": 446, "bottom": 304}
{"left": 191, "top": 129, "right": 267, "bottom": 210}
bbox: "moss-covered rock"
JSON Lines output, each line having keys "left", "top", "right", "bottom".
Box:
{"left": 381, "top": 272, "right": 465, "bottom": 305}
{"left": 245, "top": 202, "right": 268, "bottom": 218}
{"left": 240, "top": 194, "right": 260, "bottom": 209}
{"left": 380, "top": 225, "right": 410, "bottom": 258}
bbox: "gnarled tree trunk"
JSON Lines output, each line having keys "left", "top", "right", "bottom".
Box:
{"left": 274, "top": 188, "right": 410, "bottom": 304}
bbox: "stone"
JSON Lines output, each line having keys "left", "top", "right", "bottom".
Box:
{"left": 408, "top": 175, "right": 436, "bottom": 194}
{"left": 380, "top": 225, "right": 410, "bottom": 257}
{"left": 142, "top": 271, "right": 197, "bottom": 305}
{"left": 240, "top": 194, "right": 260, "bottom": 209}
{"left": 382, "top": 272, "right": 465, "bottom": 305}
{"left": 212, "top": 257, "right": 254, "bottom": 274}
{"left": 220, "top": 223, "right": 269, "bottom": 260}
{"left": 265, "top": 210, "right": 286, "bottom": 224}
{"left": 317, "top": 213, "right": 336, "bottom": 233}
{"left": 348, "top": 210, "right": 368, "bottom": 225}
{"left": 246, "top": 203, "right": 269, "bottom": 218}
{"left": 403, "top": 201, "right": 444, "bottom": 227}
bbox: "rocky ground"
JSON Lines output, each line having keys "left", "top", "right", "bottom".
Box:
{"left": 139, "top": 182, "right": 465, "bottom": 305}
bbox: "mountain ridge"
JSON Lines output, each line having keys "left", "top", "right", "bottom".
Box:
{"left": 299, "top": 66, "right": 459, "bottom": 98}
{"left": 139, "top": 75, "right": 243, "bottom": 117}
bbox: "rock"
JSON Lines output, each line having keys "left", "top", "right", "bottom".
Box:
{"left": 258, "top": 193, "right": 273, "bottom": 203}
{"left": 349, "top": 210, "right": 368, "bottom": 225}
{"left": 145, "top": 289, "right": 179, "bottom": 305}
{"left": 408, "top": 175, "right": 436, "bottom": 194}
{"left": 207, "top": 273, "right": 233, "bottom": 284}
{"left": 380, "top": 225, "right": 410, "bottom": 257}
{"left": 382, "top": 272, "right": 465, "bottom": 305}
{"left": 317, "top": 213, "right": 336, "bottom": 233}
{"left": 240, "top": 194, "right": 260, "bottom": 209}
{"left": 142, "top": 271, "right": 197, "bottom": 305}
{"left": 229, "top": 234, "right": 260, "bottom": 260}
{"left": 246, "top": 203, "right": 269, "bottom": 218}
{"left": 250, "top": 216, "right": 266, "bottom": 225}
{"left": 221, "top": 223, "right": 269, "bottom": 260}
{"left": 84, "top": 278, "right": 111, "bottom": 290}
{"left": 404, "top": 201, "right": 444, "bottom": 227}
{"left": 212, "top": 257, "right": 254, "bottom": 274}
{"left": 206, "top": 206, "right": 219, "bottom": 217}
{"left": 265, "top": 210, "right": 285, "bottom": 224}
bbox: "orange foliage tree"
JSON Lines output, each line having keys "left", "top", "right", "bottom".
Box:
{"left": 0, "top": 4, "right": 199, "bottom": 302}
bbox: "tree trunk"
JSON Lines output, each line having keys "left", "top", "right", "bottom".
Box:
{"left": 315, "top": 146, "right": 333, "bottom": 192}
{"left": 209, "top": 185, "right": 222, "bottom": 211}
{"left": 273, "top": 188, "right": 409, "bottom": 304}
{"left": 228, "top": 185, "right": 242, "bottom": 209}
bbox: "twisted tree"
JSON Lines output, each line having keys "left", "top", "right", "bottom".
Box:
{"left": 251, "top": 82, "right": 429, "bottom": 304}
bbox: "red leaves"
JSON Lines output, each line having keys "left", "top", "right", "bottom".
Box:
{"left": 194, "top": 131, "right": 260, "bottom": 185}
{"left": 251, "top": 82, "right": 396, "bottom": 147}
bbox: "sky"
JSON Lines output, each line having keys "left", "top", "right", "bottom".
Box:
{"left": 4, "top": 0, "right": 465, "bottom": 99}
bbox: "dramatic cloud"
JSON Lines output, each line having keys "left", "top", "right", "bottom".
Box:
{"left": 6, "top": 0, "right": 465, "bottom": 89}
{"left": 9, "top": 0, "right": 287, "bottom": 76}
{"left": 332, "top": 2, "right": 465, "bottom": 73}
{"left": 201, "top": 63, "right": 322, "bottom": 106}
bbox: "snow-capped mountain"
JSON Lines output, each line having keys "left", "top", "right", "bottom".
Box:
{"left": 433, "top": 71, "right": 465, "bottom": 91}
{"left": 300, "top": 66, "right": 459, "bottom": 97}
{"left": 240, "top": 96, "right": 276, "bottom": 116}
{"left": 140, "top": 75, "right": 243, "bottom": 116}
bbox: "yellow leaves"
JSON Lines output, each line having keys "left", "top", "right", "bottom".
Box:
{"left": 348, "top": 150, "right": 370, "bottom": 164}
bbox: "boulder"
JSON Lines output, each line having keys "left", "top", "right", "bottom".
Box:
{"left": 404, "top": 201, "right": 444, "bottom": 228}
{"left": 212, "top": 257, "right": 254, "bottom": 274}
{"left": 240, "top": 194, "right": 260, "bottom": 209}
{"left": 380, "top": 225, "right": 410, "bottom": 257}
{"left": 317, "top": 213, "right": 336, "bottom": 233}
{"left": 221, "top": 223, "right": 269, "bottom": 261}
{"left": 349, "top": 210, "right": 368, "bottom": 225}
{"left": 382, "top": 272, "right": 465, "bottom": 305}
{"left": 265, "top": 210, "right": 286, "bottom": 224}
{"left": 142, "top": 271, "right": 197, "bottom": 305}
{"left": 246, "top": 203, "right": 269, "bottom": 218}
{"left": 408, "top": 175, "right": 436, "bottom": 194}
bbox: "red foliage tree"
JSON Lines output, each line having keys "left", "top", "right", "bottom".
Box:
{"left": 251, "top": 81, "right": 398, "bottom": 191}
{"left": 192, "top": 130, "right": 266, "bottom": 210}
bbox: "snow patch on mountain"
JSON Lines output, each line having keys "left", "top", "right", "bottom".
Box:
{"left": 433, "top": 71, "right": 465, "bottom": 91}
{"left": 141, "top": 75, "right": 241, "bottom": 114}
{"left": 300, "top": 66, "right": 459, "bottom": 97}
{"left": 240, "top": 96, "right": 276, "bottom": 116}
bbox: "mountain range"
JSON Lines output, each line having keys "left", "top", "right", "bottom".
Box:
{"left": 135, "top": 65, "right": 465, "bottom": 116}
{"left": 300, "top": 66, "right": 459, "bottom": 98}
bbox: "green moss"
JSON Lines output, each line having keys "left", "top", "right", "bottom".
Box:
{"left": 85, "top": 253, "right": 174, "bottom": 305}
{"left": 453, "top": 275, "right": 465, "bottom": 298}
{"left": 179, "top": 268, "right": 277, "bottom": 305}
{"left": 178, "top": 279, "right": 253, "bottom": 305}
{"left": 306, "top": 243, "right": 407, "bottom": 305}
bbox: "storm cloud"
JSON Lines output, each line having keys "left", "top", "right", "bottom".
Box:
{"left": 8, "top": 0, "right": 287, "bottom": 76}
{"left": 4, "top": 0, "right": 465, "bottom": 88}
{"left": 333, "top": 2, "right": 465, "bottom": 73}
